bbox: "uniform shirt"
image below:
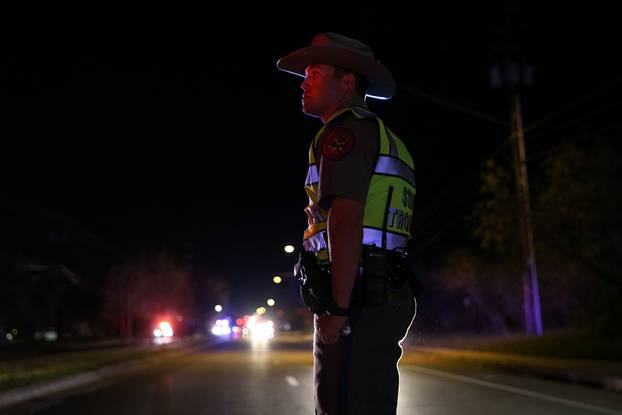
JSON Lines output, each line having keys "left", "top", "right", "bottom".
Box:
{"left": 316, "top": 106, "right": 379, "bottom": 212}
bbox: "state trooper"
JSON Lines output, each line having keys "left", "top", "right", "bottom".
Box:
{"left": 277, "top": 32, "right": 419, "bottom": 415}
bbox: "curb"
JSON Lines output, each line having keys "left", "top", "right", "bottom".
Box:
{"left": 0, "top": 339, "right": 206, "bottom": 410}
{"left": 410, "top": 347, "right": 622, "bottom": 392}
{"left": 501, "top": 364, "right": 622, "bottom": 392}
{"left": 0, "top": 360, "right": 138, "bottom": 410}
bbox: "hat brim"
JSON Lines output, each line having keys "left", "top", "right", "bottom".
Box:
{"left": 277, "top": 46, "right": 396, "bottom": 100}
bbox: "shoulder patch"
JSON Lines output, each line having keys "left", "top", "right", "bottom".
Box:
{"left": 321, "top": 127, "right": 355, "bottom": 161}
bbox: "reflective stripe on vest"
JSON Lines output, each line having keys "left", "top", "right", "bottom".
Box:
{"left": 375, "top": 155, "right": 416, "bottom": 187}
{"left": 303, "top": 228, "right": 407, "bottom": 255}
{"left": 305, "top": 165, "right": 319, "bottom": 186}
{"left": 304, "top": 230, "right": 327, "bottom": 252}
{"left": 363, "top": 228, "right": 409, "bottom": 250}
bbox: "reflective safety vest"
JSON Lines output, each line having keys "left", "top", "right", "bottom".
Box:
{"left": 303, "top": 106, "right": 416, "bottom": 264}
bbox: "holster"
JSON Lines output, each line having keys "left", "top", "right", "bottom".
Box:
{"left": 294, "top": 251, "right": 332, "bottom": 314}
{"left": 360, "top": 246, "right": 424, "bottom": 305}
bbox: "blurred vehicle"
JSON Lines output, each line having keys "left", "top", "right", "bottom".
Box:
{"left": 211, "top": 319, "right": 232, "bottom": 337}
{"left": 152, "top": 321, "right": 174, "bottom": 344}
{"left": 237, "top": 315, "right": 275, "bottom": 341}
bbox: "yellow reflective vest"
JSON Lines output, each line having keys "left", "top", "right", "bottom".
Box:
{"left": 303, "top": 106, "right": 416, "bottom": 264}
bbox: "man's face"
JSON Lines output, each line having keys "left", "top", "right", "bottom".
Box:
{"left": 301, "top": 64, "right": 344, "bottom": 119}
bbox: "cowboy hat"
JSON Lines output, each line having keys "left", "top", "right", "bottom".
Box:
{"left": 277, "top": 32, "right": 396, "bottom": 100}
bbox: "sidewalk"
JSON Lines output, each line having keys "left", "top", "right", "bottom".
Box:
{"left": 401, "top": 345, "right": 622, "bottom": 392}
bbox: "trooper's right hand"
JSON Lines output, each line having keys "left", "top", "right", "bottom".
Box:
{"left": 316, "top": 314, "right": 348, "bottom": 345}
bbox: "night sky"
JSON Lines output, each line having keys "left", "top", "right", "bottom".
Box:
{"left": 3, "top": 4, "right": 621, "bottom": 310}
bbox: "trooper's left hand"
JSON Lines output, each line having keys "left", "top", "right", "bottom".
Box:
{"left": 316, "top": 314, "right": 348, "bottom": 345}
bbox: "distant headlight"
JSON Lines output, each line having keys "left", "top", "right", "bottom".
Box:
{"left": 211, "top": 319, "right": 232, "bottom": 336}
{"left": 250, "top": 320, "right": 275, "bottom": 340}
{"left": 153, "top": 321, "right": 173, "bottom": 338}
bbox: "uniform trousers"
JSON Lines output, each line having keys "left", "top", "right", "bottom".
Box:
{"left": 313, "top": 281, "right": 416, "bottom": 415}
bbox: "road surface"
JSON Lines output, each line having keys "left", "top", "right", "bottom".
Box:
{"left": 4, "top": 338, "right": 622, "bottom": 415}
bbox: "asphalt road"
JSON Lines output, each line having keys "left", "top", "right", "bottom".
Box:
{"left": 4, "top": 338, "right": 622, "bottom": 415}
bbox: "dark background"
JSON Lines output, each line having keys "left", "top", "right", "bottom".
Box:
{"left": 3, "top": 3, "right": 621, "bottom": 315}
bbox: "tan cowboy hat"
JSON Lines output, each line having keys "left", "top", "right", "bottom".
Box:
{"left": 277, "top": 32, "right": 396, "bottom": 100}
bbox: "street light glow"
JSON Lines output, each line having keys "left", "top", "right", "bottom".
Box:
{"left": 284, "top": 245, "right": 295, "bottom": 253}
{"left": 267, "top": 299, "right": 275, "bottom": 306}
{"left": 273, "top": 276, "right": 282, "bottom": 284}
{"left": 256, "top": 307, "right": 266, "bottom": 315}
{"left": 215, "top": 305, "right": 223, "bottom": 312}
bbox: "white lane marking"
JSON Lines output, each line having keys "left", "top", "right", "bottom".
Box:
{"left": 409, "top": 366, "right": 622, "bottom": 415}
{"left": 285, "top": 376, "right": 300, "bottom": 387}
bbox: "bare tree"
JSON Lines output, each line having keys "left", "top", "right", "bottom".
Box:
{"left": 104, "top": 251, "right": 194, "bottom": 338}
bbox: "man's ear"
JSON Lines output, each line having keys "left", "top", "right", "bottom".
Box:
{"left": 343, "top": 73, "right": 356, "bottom": 93}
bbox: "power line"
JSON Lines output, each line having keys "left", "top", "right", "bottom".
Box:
{"left": 526, "top": 99, "right": 622, "bottom": 151}
{"left": 399, "top": 84, "right": 508, "bottom": 127}
{"left": 526, "top": 110, "right": 622, "bottom": 162}
{"left": 522, "top": 76, "right": 622, "bottom": 136}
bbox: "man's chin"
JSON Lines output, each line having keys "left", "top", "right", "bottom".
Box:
{"left": 302, "top": 106, "right": 321, "bottom": 119}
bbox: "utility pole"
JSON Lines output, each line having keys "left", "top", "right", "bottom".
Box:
{"left": 510, "top": 80, "right": 542, "bottom": 336}
{"left": 490, "top": 0, "right": 542, "bottom": 335}
{"left": 492, "top": 61, "right": 543, "bottom": 336}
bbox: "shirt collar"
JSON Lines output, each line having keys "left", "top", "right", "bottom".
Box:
{"left": 324, "top": 97, "right": 369, "bottom": 124}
